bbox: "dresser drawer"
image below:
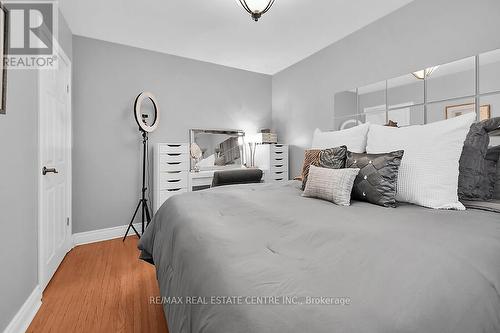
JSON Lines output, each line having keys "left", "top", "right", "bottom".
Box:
{"left": 158, "top": 188, "right": 188, "bottom": 203}
{"left": 271, "top": 144, "right": 288, "bottom": 154}
{"left": 160, "top": 152, "right": 189, "bottom": 162}
{"left": 159, "top": 153, "right": 188, "bottom": 162}
{"left": 271, "top": 170, "right": 288, "bottom": 177}
{"left": 159, "top": 173, "right": 188, "bottom": 189}
{"left": 158, "top": 144, "right": 188, "bottom": 155}
{"left": 191, "top": 175, "right": 213, "bottom": 188}
{"left": 271, "top": 163, "right": 286, "bottom": 173}
{"left": 268, "top": 175, "right": 288, "bottom": 182}
{"left": 272, "top": 155, "right": 287, "bottom": 163}
{"left": 271, "top": 150, "right": 288, "bottom": 160}
{"left": 270, "top": 169, "right": 288, "bottom": 179}
{"left": 159, "top": 157, "right": 189, "bottom": 172}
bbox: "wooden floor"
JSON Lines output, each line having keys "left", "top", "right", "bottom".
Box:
{"left": 28, "top": 237, "right": 168, "bottom": 333}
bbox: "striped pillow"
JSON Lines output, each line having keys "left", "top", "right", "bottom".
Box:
{"left": 296, "top": 149, "right": 321, "bottom": 187}
{"left": 302, "top": 165, "right": 360, "bottom": 206}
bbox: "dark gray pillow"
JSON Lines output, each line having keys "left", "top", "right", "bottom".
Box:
{"left": 458, "top": 117, "right": 500, "bottom": 201}
{"left": 496, "top": 155, "right": 500, "bottom": 199}
{"left": 316, "top": 146, "right": 347, "bottom": 169}
{"left": 462, "top": 199, "right": 500, "bottom": 213}
{"left": 346, "top": 150, "right": 404, "bottom": 208}
{"left": 302, "top": 145, "right": 347, "bottom": 190}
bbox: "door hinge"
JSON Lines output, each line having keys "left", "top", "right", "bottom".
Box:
{"left": 66, "top": 217, "right": 70, "bottom": 226}
{"left": 66, "top": 84, "right": 69, "bottom": 93}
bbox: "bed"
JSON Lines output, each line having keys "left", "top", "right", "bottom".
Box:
{"left": 139, "top": 181, "right": 500, "bottom": 333}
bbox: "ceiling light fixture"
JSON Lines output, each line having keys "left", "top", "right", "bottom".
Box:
{"left": 412, "top": 66, "right": 440, "bottom": 80}
{"left": 238, "top": 0, "right": 276, "bottom": 21}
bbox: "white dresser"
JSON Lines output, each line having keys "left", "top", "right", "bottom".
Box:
{"left": 154, "top": 143, "right": 189, "bottom": 212}
{"left": 154, "top": 143, "right": 289, "bottom": 212}
{"left": 254, "top": 144, "right": 289, "bottom": 183}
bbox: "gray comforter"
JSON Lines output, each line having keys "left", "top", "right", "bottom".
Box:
{"left": 139, "top": 181, "right": 500, "bottom": 333}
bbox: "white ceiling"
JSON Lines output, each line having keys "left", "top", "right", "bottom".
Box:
{"left": 59, "top": 0, "right": 414, "bottom": 75}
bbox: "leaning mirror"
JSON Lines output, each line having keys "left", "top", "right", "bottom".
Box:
{"left": 189, "top": 129, "right": 245, "bottom": 171}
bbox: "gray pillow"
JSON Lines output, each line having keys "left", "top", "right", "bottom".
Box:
{"left": 462, "top": 199, "right": 500, "bottom": 213}
{"left": 496, "top": 155, "right": 500, "bottom": 199}
{"left": 346, "top": 150, "right": 404, "bottom": 208}
{"left": 458, "top": 117, "right": 500, "bottom": 201}
{"left": 302, "top": 165, "right": 359, "bottom": 206}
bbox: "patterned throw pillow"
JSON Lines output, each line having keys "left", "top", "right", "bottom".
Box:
{"left": 302, "top": 165, "right": 360, "bottom": 206}
{"left": 346, "top": 150, "right": 404, "bottom": 207}
{"left": 296, "top": 148, "right": 321, "bottom": 184}
{"left": 316, "top": 146, "right": 347, "bottom": 169}
{"left": 299, "top": 146, "right": 347, "bottom": 190}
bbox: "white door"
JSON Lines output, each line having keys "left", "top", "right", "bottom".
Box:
{"left": 39, "top": 45, "right": 72, "bottom": 291}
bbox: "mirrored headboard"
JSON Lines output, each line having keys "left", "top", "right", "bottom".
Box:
{"left": 189, "top": 129, "right": 245, "bottom": 171}
{"left": 334, "top": 47, "right": 500, "bottom": 146}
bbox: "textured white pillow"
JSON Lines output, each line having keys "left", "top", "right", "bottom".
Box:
{"left": 311, "top": 123, "right": 370, "bottom": 153}
{"left": 302, "top": 165, "right": 360, "bottom": 206}
{"left": 366, "top": 113, "right": 476, "bottom": 210}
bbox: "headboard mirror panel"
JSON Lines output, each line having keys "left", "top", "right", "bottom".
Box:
{"left": 189, "top": 129, "right": 245, "bottom": 171}
{"left": 334, "top": 47, "right": 500, "bottom": 146}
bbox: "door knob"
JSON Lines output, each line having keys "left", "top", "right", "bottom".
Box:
{"left": 42, "top": 167, "right": 58, "bottom": 175}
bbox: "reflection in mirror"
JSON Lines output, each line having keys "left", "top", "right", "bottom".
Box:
{"left": 334, "top": 48, "right": 500, "bottom": 131}
{"left": 333, "top": 114, "right": 362, "bottom": 131}
{"left": 189, "top": 129, "right": 244, "bottom": 171}
{"left": 480, "top": 49, "right": 500, "bottom": 94}
{"left": 426, "top": 57, "right": 476, "bottom": 103}
{"left": 387, "top": 74, "right": 424, "bottom": 108}
{"left": 480, "top": 94, "right": 500, "bottom": 146}
{"left": 359, "top": 106, "right": 386, "bottom": 125}
{"left": 426, "top": 98, "right": 475, "bottom": 124}
{"left": 358, "top": 81, "right": 386, "bottom": 117}
{"left": 333, "top": 89, "right": 357, "bottom": 120}
{"left": 480, "top": 94, "right": 499, "bottom": 119}
{"left": 388, "top": 105, "right": 425, "bottom": 126}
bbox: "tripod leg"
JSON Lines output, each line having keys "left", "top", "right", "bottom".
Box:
{"left": 123, "top": 200, "right": 142, "bottom": 241}
{"left": 129, "top": 223, "right": 140, "bottom": 238}
{"left": 141, "top": 199, "right": 145, "bottom": 234}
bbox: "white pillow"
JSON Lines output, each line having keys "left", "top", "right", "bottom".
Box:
{"left": 366, "top": 113, "right": 475, "bottom": 210}
{"left": 311, "top": 123, "right": 370, "bottom": 152}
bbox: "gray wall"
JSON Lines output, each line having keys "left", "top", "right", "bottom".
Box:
{"left": 0, "top": 69, "right": 39, "bottom": 332}
{"left": 72, "top": 36, "right": 271, "bottom": 233}
{"left": 272, "top": 0, "right": 500, "bottom": 177}
{"left": 0, "top": 10, "right": 72, "bottom": 331}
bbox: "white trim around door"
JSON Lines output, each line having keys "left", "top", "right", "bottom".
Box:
{"left": 37, "top": 40, "right": 73, "bottom": 293}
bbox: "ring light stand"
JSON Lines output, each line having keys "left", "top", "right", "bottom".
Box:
{"left": 123, "top": 92, "right": 159, "bottom": 241}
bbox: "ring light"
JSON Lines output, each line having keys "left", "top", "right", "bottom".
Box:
{"left": 124, "top": 91, "right": 160, "bottom": 240}
{"left": 134, "top": 92, "right": 159, "bottom": 133}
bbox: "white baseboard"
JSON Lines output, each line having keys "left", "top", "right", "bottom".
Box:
{"left": 3, "top": 285, "right": 42, "bottom": 333}
{"left": 73, "top": 223, "right": 142, "bottom": 246}
{"left": 2, "top": 225, "right": 142, "bottom": 333}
